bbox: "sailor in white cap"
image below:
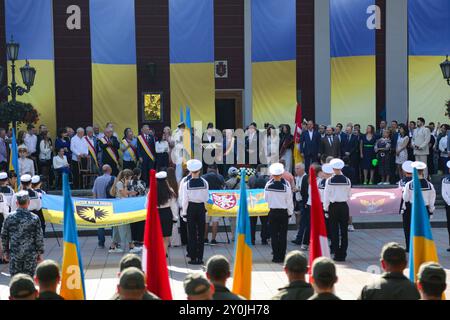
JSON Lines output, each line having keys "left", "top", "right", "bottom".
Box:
{"left": 10, "top": 175, "right": 41, "bottom": 214}
{"left": 0, "top": 172, "right": 14, "bottom": 218}
{"left": 31, "top": 175, "right": 46, "bottom": 233}
{"left": 402, "top": 161, "right": 435, "bottom": 248}
{"left": 264, "top": 163, "right": 294, "bottom": 263}
{"left": 180, "top": 159, "right": 209, "bottom": 265}
{"left": 398, "top": 160, "right": 414, "bottom": 249}
{"left": 441, "top": 160, "right": 450, "bottom": 252}
{"left": 323, "top": 158, "right": 352, "bottom": 262}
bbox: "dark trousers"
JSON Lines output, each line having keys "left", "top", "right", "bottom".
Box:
{"left": 304, "top": 155, "right": 317, "bottom": 173}
{"left": 250, "top": 216, "right": 270, "bottom": 245}
{"left": 131, "top": 221, "right": 145, "bottom": 242}
{"left": 269, "top": 209, "right": 289, "bottom": 261}
{"left": 179, "top": 210, "right": 188, "bottom": 245}
{"left": 295, "top": 205, "right": 310, "bottom": 245}
{"left": 402, "top": 206, "right": 412, "bottom": 250}
{"left": 98, "top": 228, "right": 105, "bottom": 246}
{"left": 71, "top": 160, "right": 81, "bottom": 189}
{"left": 187, "top": 202, "right": 206, "bottom": 261}
{"left": 140, "top": 159, "right": 155, "bottom": 185}
{"left": 329, "top": 202, "right": 349, "bottom": 260}
{"left": 446, "top": 205, "right": 450, "bottom": 246}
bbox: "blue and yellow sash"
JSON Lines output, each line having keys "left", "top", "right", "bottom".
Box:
{"left": 122, "top": 138, "right": 137, "bottom": 162}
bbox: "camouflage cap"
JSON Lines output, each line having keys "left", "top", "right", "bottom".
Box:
{"left": 119, "top": 253, "right": 142, "bottom": 272}
{"left": 119, "top": 267, "right": 146, "bottom": 290}
{"left": 312, "top": 257, "right": 336, "bottom": 282}
{"left": 381, "top": 242, "right": 406, "bottom": 265}
{"left": 418, "top": 262, "right": 446, "bottom": 284}
{"left": 284, "top": 250, "right": 308, "bottom": 273}
{"left": 183, "top": 273, "right": 211, "bottom": 296}
{"left": 9, "top": 274, "right": 37, "bottom": 298}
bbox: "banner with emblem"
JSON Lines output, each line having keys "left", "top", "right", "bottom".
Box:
{"left": 348, "top": 188, "right": 402, "bottom": 216}
{"left": 206, "top": 190, "right": 269, "bottom": 217}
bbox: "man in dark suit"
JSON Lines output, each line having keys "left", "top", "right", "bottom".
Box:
{"left": 245, "top": 122, "right": 260, "bottom": 168}
{"left": 98, "top": 127, "right": 121, "bottom": 176}
{"left": 137, "top": 124, "right": 156, "bottom": 184}
{"left": 319, "top": 126, "right": 341, "bottom": 159}
{"left": 376, "top": 120, "right": 387, "bottom": 139}
{"left": 300, "top": 121, "right": 321, "bottom": 172}
{"left": 341, "top": 125, "right": 361, "bottom": 184}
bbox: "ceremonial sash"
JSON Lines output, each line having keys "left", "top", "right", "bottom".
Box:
{"left": 84, "top": 136, "right": 98, "bottom": 168}
{"left": 137, "top": 135, "right": 155, "bottom": 161}
{"left": 100, "top": 137, "right": 120, "bottom": 167}
{"left": 122, "top": 138, "right": 137, "bottom": 162}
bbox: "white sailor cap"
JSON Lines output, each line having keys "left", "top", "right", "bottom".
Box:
{"left": 16, "top": 190, "right": 29, "bottom": 201}
{"left": 401, "top": 160, "right": 413, "bottom": 174}
{"left": 0, "top": 172, "right": 8, "bottom": 180}
{"left": 20, "top": 174, "right": 32, "bottom": 183}
{"left": 330, "top": 158, "right": 345, "bottom": 170}
{"left": 269, "top": 163, "right": 285, "bottom": 176}
{"left": 411, "top": 161, "right": 427, "bottom": 170}
{"left": 186, "top": 159, "right": 202, "bottom": 172}
{"left": 156, "top": 171, "right": 167, "bottom": 179}
{"left": 446, "top": 160, "right": 450, "bottom": 169}
{"left": 31, "top": 175, "right": 41, "bottom": 184}
{"left": 177, "top": 122, "right": 186, "bottom": 128}
{"left": 322, "top": 163, "right": 334, "bottom": 175}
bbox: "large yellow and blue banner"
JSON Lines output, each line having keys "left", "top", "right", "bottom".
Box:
{"left": 5, "top": 0, "right": 56, "bottom": 135}
{"left": 251, "top": 0, "right": 297, "bottom": 127}
{"left": 90, "top": 0, "right": 138, "bottom": 136}
{"left": 408, "top": 0, "right": 450, "bottom": 124}
{"left": 330, "top": 0, "right": 376, "bottom": 127}
{"left": 169, "top": 0, "right": 215, "bottom": 129}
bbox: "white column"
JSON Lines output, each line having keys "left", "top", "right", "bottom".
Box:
{"left": 243, "top": 0, "right": 253, "bottom": 126}
{"left": 314, "top": 0, "right": 331, "bottom": 125}
{"left": 386, "top": 0, "right": 408, "bottom": 123}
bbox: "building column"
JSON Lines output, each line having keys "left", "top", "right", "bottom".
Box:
{"left": 386, "top": 0, "right": 408, "bottom": 123}
{"left": 243, "top": 0, "right": 252, "bottom": 127}
{"left": 314, "top": 0, "right": 331, "bottom": 125}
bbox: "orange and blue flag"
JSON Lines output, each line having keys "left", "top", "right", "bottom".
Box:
{"left": 9, "top": 128, "right": 19, "bottom": 189}
{"left": 408, "top": 168, "right": 440, "bottom": 282}
{"left": 232, "top": 169, "right": 252, "bottom": 299}
{"left": 60, "top": 173, "right": 86, "bottom": 300}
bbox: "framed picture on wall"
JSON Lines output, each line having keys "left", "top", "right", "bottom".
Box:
{"left": 142, "top": 92, "right": 163, "bottom": 123}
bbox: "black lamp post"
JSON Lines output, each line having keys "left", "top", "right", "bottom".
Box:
{"left": 0, "top": 36, "right": 37, "bottom": 130}
{"left": 440, "top": 55, "right": 450, "bottom": 86}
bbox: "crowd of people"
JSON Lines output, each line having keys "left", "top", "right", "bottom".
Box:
{"left": 6, "top": 244, "right": 447, "bottom": 300}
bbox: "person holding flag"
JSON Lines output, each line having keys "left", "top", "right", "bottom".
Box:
{"left": 59, "top": 173, "right": 86, "bottom": 300}
{"left": 293, "top": 103, "right": 304, "bottom": 167}
{"left": 232, "top": 168, "right": 252, "bottom": 300}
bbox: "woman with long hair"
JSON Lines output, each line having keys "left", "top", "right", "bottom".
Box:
{"left": 38, "top": 130, "right": 53, "bottom": 185}
{"left": 156, "top": 171, "right": 179, "bottom": 255}
{"left": 279, "top": 124, "right": 294, "bottom": 173}
{"left": 120, "top": 128, "right": 138, "bottom": 170}
{"left": 396, "top": 124, "right": 410, "bottom": 178}
{"left": 360, "top": 125, "right": 377, "bottom": 184}
{"left": 109, "top": 169, "right": 140, "bottom": 254}
{"left": 155, "top": 131, "right": 170, "bottom": 171}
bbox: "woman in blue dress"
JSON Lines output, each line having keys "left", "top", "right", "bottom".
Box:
{"left": 54, "top": 128, "right": 71, "bottom": 161}
{"left": 360, "top": 125, "right": 376, "bottom": 185}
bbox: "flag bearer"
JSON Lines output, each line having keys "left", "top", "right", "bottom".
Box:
{"left": 441, "top": 160, "right": 450, "bottom": 252}
{"left": 398, "top": 161, "right": 413, "bottom": 250}
{"left": 264, "top": 163, "right": 294, "bottom": 263}
{"left": 323, "top": 158, "right": 352, "bottom": 262}
{"left": 181, "top": 159, "right": 209, "bottom": 265}
{"left": 402, "top": 161, "right": 436, "bottom": 246}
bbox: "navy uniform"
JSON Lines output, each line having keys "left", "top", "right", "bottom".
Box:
{"left": 402, "top": 161, "right": 435, "bottom": 220}
{"left": 319, "top": 164, "right": 334, "bottom": 240}
{"left": 31, "top": 175, "right": 46, "bottom": 234}
{"left": 323, "top": 159, "right": 352, "bottom": 262}
{"left": 1, "top": 191, "right": 44, "bottom": 276}
{"left": 10, "top": 175, "right": 42, "bottom": 213}
{"left": 264, "top": 163, "right": 294, "bottom": 263}
{"left": 0, "top": 172, "right": 14, "bottom": 236}
{"left": 441, "top": 160, "right": 450, "bottom": 252}
{"left": 181, "top": 159, "right": 209, "bottom": 265}
{"left": 398, "top": 161, "right": 413, "bottom": 250}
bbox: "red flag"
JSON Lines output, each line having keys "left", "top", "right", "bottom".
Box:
{"left": 294, "top": 102, "right": 303, "bottom": 143}
{"left": 308, "top": 166, "right": 330, "bottom": 280}
{"left": 142, "top": 169, "right": 173, "bottom": 300}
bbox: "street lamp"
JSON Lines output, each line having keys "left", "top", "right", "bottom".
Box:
{"left": 440, "top": 55, "right": 450, "bottom": 86}
{"left": 0, "top": 36, "right": 37, "bottom": 130}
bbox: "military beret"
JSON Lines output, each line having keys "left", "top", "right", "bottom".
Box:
{"left": 184, "top": 273, "right": 211, "bottom": 296}
{"left": 312, "top": 257, "right": 336, "bottom": 282}
{"left": 9, "top": 274, "right": 37, "bottom": 298}
{"left": 206, "top": 255, "right": 230, "bottom": 278}
{"left": 284, "top": 250, "right": 308, "bottom": 274}
{"left": 418, "top": 262, "right": 446, "bottom": 284}
{"left": 119, "top": 267, "right": 146, "bottom": 290}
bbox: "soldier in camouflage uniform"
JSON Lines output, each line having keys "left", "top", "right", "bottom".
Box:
{"left": 1, "top": 190, "right": 44, "bottom": 276}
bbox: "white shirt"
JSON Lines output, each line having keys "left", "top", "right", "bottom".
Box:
{"left": 24, "top": 133, "right": 37, "bottom": 154}
{"left": 402, "top": 179, "right": 436, "bottom": 213}
{"left": 439, "top": 136, "right": 448, "bottom": 156}
{"left": 155, "top": 140, "right": 169, "bottom": 154}
{"left": 39, "top": 140, "right": 52, "bottom": 161}
{"left": 53, "top": 155, "right": 69, "bottom": 169}
{"left": 308, "top": 130, "right": 313, "bottom": 140}
{"left": 0, "top": 185, "right": 14, "bottom": 215}
{"left": 180, "top": 177, "right": 210, "bottom": 217}
{"left": 70, "top": 135, "right": 88, "bottom": 161}
{"left": 442, "top": 176, "right": 450, "bottom": 206}
{"left": 294, "top": 174, "right": 306, "bottom": 202}
{"left": 323, "top": 174, "right": 352, "bottom": 212}
{"left": 158, "top": 197, "right": 179, "bottom": 221}
{"left": 264, "top": 179, "right": 294, "bottom": 216}
{"left": 10, "top": 188, "right": 41, "bottom": 212}
{"left": 18, "top": 157, "right": 35, "bottom": 176}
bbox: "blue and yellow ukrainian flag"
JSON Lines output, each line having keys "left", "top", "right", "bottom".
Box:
{"left": 408, "top": 0, "right": 450, "bottom": 124}
{"left": 5, "top": 0, "right": 57, "bottom": 135}
{"left": 251, "top": 0, "right": 297, "bottom": 127}
{"left": 8, "top": 128, "right": 19, "bottom": 189}
{"left": 408, "top": 168, "right": 440, "bottom": 283}
{"left": 60, "top": 174, "right": 86, "bottom": 300}
{"left": 232, "top": 169, "right": 252, "bottom": 300}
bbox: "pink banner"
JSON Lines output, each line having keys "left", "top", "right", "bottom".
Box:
{"left": 349, "top": 188, "right": 402, "bottom": 217}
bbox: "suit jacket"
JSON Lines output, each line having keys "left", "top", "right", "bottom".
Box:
{"left": 245, "top": 131, "right": 260, "bottom": 164}
{"left": 300, "top": 130, "right": 321, "bottom": 157}
{"left": 98, "top": 135, "right": 120, "bottom": 166}
{"left": 341, "top": 133, "right": 359, "bottom": 157}
{"left": 320, "top": 135, "right": 341, "bottom": 158}
{"left": 412, "top": 127, "right": 431, "bottom": 156}
{"left": 137, "top": 134, "right": 156, "bottom": 162}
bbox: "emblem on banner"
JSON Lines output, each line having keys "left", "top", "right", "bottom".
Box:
{"left": 359, "top": 199, "right": 386, "bottom": 214}
{"left": 211, "top": 193, "right": 237, "bottom": 210}
{"left": 75, "top": 201, "right": 113, "bottom": 224}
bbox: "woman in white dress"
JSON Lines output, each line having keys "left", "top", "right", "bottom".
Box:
{"left": 396, "top": 124, "right": 410, "bottom": 178}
